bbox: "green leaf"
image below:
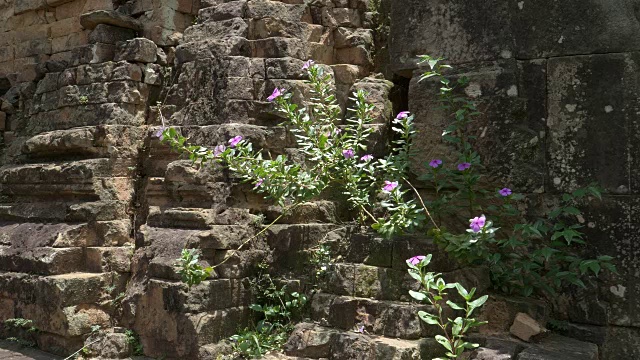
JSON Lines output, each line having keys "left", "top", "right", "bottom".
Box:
{"left": 435, "top": 335, "right": 452, "bottom": 352}
{"left": 418, "top": 311, "right": 440, "bottom": 325}
{"left": 468, "top": 295, "right": 488, "bottom": 309}
{"left": 446, "top": 300, "right": 464, "bottom": 311}
{"left": 409, "top": 290, "right": 427, "bottom": 301}
{"left": 454, "top": 283, "right": 470, "bottom": 300}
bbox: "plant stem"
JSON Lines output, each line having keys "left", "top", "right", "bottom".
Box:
{"left": 402, "top": 177, "right": 440, "bottom": 231}
{"left": 212, "top": 203, "right": 300, "bottom": 270}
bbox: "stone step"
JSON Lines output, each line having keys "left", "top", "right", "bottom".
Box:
{"left": 21, "top": 125, "right": 143, "bottom": 160}
{"left": 21, "top": 102, "right": 145, "bottom": 136}
{"left": 314, "top": 262, "right": 487, "bottom": 302}
{"left": 0, "top": 272, "right": 110, "bottom": 309}
{"left": 284, "top": 322, "right": 432, "bottom": 360}
{"left": 283, "top": 323, "right": 599, "bottom": 360}
{"left": 0, "top": 201, "right": 129, "bottom": 223}
{"left": 514, "top": 334, "right": 599, "bottom": 360}
{"left": 0, "top": 244, "right": 132, "bottom": 275}
{"left": 0, "top": 221, "right": 130, "bottom": 248}
{"left": 0, "top": 247, "right": 85, "bottom": 275}
{"left": 0, "top": 159, "right": 132, "bottom": 184}
{"left": 309, "top": 289, "right": 549, "bottom": 342}
{"left": 0, "top": 160, "right": 134, "bottom": 202}
{"left": 309, "top": 294, "right": 438, "bottom": 340}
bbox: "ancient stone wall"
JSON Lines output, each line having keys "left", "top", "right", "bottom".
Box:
{"left": 388, "top": 1, "right": 640, "bottom": 358}
{"left": 0, "top": 0, "right": 638, "bottom": 359}
{"left": 0, "top": 0, "right": 387, "bottom": 358}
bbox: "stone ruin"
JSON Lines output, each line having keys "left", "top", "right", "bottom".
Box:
{"left": 0, "top": 0, "right": 638, "bottom": 359}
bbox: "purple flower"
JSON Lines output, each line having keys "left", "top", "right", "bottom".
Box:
{"left": 153, "top": 126, "right": 166, "bottom": 140}
{"left": 396, "top": 111, "right": 410, "bottom": 120}
{"left": 334, "top": 128, "right": 342, "bottom": 136}
{"left": 254, "top": 178, "right": 264, "bottom": 188}
{"left": 267, "top": 87, "right": 284, "bottom": 102}
{"left": 302, "top": 59, "right": 315, "bottom": 70}
{"left": 429, "top": 159, "right": 442, "bottom": 168}
{"left": 213, "top": 144, "right": 226, "bottom": 157}
{"left": 457, "top": 162, "right": 471, "bottom": 171}
{"left": 356, "top": 325, "right": 365, "bottom": 333}
{"left": 469, "top": 215, "right": 486, "bottom": 233}
{"left": 383, "top": 180, "right": 398, "bottom": 192}
{"left": 343, "top": 149, "right": 355, "bottom": 159}
{"left": 360, "top": 154, "right": 374, "bottom": 162}
{"left": 408, "top": 255, "right": 426, "bottom": 266}
{"left": 228, "top": 135, "right": 243, "bottom": 148}
{"left": 499, "top": 188, "right": 512, "bottom": 196}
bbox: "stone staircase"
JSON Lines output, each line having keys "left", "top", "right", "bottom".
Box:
{"left": 270, "top": 229, "right": 601, "bottom": 360}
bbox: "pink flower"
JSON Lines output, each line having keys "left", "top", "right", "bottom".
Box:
{"left": 499, "top": 188, "right": 512, "bottom": 196}
{"left": 360, "top": 154, "right": 374, "bottom": 162}
{"left": 154, "top": 126, "right": 166, "bottom": 140}
{"left": 429, "top": 159, "right": 442, "bottom": 168}
{"left": 469, "top": 215, "right": 486, "bottom": 233}
{"left": 213, "top": 144, "right": 226, "bottom": 157}
{"left": 228, "top": 136, "right": 243, "bottom": 147}
{"left": 267, "top": 88, "right": 284, "bottom": 102}
{"left": 457, "top": 162, "right": 471, "bottom": 171}
{"left": 408, "top": 255, "right": 426, "bottom": 266}
{"left": 343, "top": 149, "right": 355, "bottom": 159}
{"left": 302, "top": 59, "right": 315, "bottom": 70}
{"left": 383, "top": 181, "right": 398, "bottom": 192}
{"left": 396, "top": 111, "right": 410, "bottom": 119}
{"left": 254, "top": 178, "right": 264, "bottom": 188}
{"left": 334, "top": 128, "right": 342, "bottom": 136}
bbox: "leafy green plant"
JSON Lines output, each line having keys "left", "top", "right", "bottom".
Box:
{"left": 416, "top": 56, "right": 616, "bottom": 297}
{"left": 230, "top": 263, "right": 308, "bottom": 359}
{"left": 158, "top": 56, "right": 616, "bottom": 302}
{"left": 407, "top": 255, "right": 487, "bottom": 359}
{"left": 230, "top": 322, "right": 289, "bottom": 359}
{"left": 125, "top": 329, "right": 144, "bottom": 356}
{"left": 175, "top": 248, "right": 213, "bottom": 288}
{"left": 3, "top": 318, "right": 38, "bottom": 348}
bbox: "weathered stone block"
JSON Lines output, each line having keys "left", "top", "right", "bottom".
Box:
{"left": 517, "top": 334, "right": 598, "bottom": 360}
{"left": 246, "top": 1, "right": 312, "bottom": 23}
{"left": 52, "top": 31, "right": 90, "bottom": 54}
{"left": 86, "top": 246, "right": 133, "bottom": 273}
{"left": 198, "top": 0, "right": 247, "bottom": 22}
{"left": 0, "top": 247, "right": 85, "bottom": 275}
{"left": 184, "top": 18, "right": 248, "bottom": 43}
{"left": 251, "top": 38, "right": 308, "bottom": 59}
{"left": 510, "top": 312, "right": 548, "bottom": 342}
{"left": 80, "top": 10, "right": 143, "bottom": 31}
{"left": 15, "top": 0, "right": 47, "bottom": 15}
{"left": 50, "top": 17, "right": 83, "bottom": 39}
{"left": 89, "top": 24, "right": 136, "bottom": 44}
{"left": 547, "top": 52, "right": 640, "bottom": 194}
{"left": 115, "top": 38, "right": 158, "bottom": 63}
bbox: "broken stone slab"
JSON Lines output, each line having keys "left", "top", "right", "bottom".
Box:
{"left": 115, "top": 38, "right": 158, "bottom": 63}
{"left": 80, "top": 10, "right": 143, "bottom": 31}
{"left": 89, "top": 24, "right": 137, "bottom": 45}
{"left": 517, "top": 334, "right": 599, "bottom": 360}
{"left": 510, "top": 312, "right": 549, "bottom": 342}
{"left": 471, "top": 337, "right": 523, "bottom": 360}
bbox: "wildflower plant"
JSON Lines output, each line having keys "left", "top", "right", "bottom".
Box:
{"left": 161, "top": 56, "right": 616, "bottom": 306}
{"left": 407, "top": 255, "right": 487, "bottom": 359}
{"left": 415, "top": 55, "right": 616, "bottom": 297}
{"left": 160, "top": 62, "right": 431, "bottom": 241}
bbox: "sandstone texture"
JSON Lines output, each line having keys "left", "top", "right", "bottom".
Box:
{"left": 0, "top": 0, "right": 636, "bottom": 359}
